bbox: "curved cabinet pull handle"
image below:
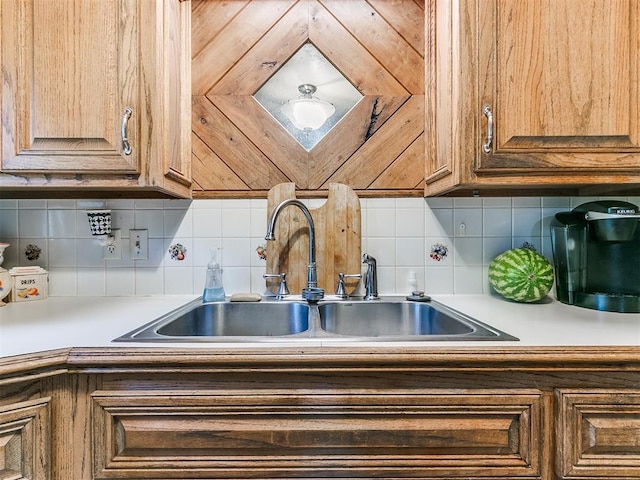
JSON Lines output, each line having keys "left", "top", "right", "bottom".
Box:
{"left": 482, "top": 104, "right": 493, "bottom": 154}
{"left": 121, "top": 107, "right": 133, "bottom": 156}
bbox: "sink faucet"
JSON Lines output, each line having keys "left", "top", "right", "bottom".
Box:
{"left": 265, "top": 199, "right": 324, "bottom": 302}
{"left": 362, "top": 253, "right": 379, "bottom": 300}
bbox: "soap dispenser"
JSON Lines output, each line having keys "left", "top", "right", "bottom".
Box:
{"left": 203, "top": 248, "right": 225, "bottom": 302}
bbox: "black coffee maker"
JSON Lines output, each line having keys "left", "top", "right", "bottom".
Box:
{"left": 550, "top": 200, "right": 640, "bottom": 313}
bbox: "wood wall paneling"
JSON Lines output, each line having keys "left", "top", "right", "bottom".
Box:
{"left": 191, "top": 0, "right": 425, "bottom": 198}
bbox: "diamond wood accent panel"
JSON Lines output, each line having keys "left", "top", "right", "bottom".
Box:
{"left": 0, "top": 397, "right": 51, "bottom": 480}
{"left": 558, "top": 390, "right": 640, "bottom": 478}
{"left": 192, "top": 0, "right": 425, "bottom": 198}
{"left": 92, "top": 390, "right": 543, "bottom": 478}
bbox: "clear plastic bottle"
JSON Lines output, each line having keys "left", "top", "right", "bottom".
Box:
{"left": 407, "top": 271, "right": 418, "bottom": 293}
{"left": 203, "top": 248, "right": 225, "bottom": 302}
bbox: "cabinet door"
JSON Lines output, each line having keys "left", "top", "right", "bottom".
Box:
{"left": 92, "top": 389, "right": 547, "bottom": 479}
{"left": 478, "top": 0, "right": 640, "bottom": 173}
{"left": 427, "top": 0, "right": 640, "bottom": 195}
{"left": 557, "top": 389, "right": 640, "bottom": 478}
{"left": 0, "top": 397, "right": 51, "bottom": 479}
{"left": 1, "top": 0, "right": 138, "bottom": 173}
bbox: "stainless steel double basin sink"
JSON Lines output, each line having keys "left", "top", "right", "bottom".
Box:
{"left": 114, "top": 296, "right": 517, "bottom": 343}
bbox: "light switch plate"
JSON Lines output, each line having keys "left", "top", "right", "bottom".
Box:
{"left": 130, "top": 229, "right": 149, "bottom": 260}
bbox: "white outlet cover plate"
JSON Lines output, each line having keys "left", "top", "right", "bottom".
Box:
{"left": 103, "top": 229, "right": 122, "bottom": 260}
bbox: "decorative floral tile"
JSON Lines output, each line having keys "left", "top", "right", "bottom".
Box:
{"left": 255, "top": 243, "right": 267, "bottom": 261}
{"left": 168, "top": 243, "right": 187, "bottom": 261}
{"left": 429, "top": 243, "right": 448, "bottom": 262}
{"left": 24, "top": 243, "right": 42, "bottom": 261}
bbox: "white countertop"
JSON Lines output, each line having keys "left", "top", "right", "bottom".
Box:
{"left": 0, "top": 294, "right": 639, "bottom": 359}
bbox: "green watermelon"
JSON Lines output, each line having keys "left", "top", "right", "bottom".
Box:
{"left": 488, "top": 247, "right": 554, "bottom": 302}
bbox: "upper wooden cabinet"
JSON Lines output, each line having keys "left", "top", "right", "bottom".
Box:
{"left": 0, "top": 0, "right": 192, "bottom": 198}
{"left": 191, "top": 0, "right": 425, "bottom": 199}
{"left": 427, "top": 0, "right": 640, "bottom": 196}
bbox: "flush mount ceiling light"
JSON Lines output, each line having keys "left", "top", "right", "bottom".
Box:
{"left": 253, "top": 43, "right": 363, "bottom": 151}
{"left": 281, "top": 84, "right": 336, "bottom": 131}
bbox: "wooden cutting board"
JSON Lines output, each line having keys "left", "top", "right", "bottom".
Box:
{"left": 266, "top": 183, "right": 361, "bottom": 296}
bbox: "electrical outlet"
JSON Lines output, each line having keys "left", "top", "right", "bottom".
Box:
{"left": 130, "top": 229, "right": 149, "bottom": 260}
{"left": 103, "top": 229, "right": 122, "bottom": 260}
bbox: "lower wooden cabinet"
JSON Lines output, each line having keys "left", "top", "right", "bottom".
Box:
{"left": 91, "top": 389, "right": 546, "bottom": 478}
{"left": 557, "top": 390, "right": 640, "bottom": 479}
{"left": 0, "top": 396, "right": 51, "bottom": 479}
{"left": 7, "top": 350, "right": 640, "bottom": 479}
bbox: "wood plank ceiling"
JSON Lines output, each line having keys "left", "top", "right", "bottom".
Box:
{"left": 192, "top": 0, "right": 425, "bottom": 198}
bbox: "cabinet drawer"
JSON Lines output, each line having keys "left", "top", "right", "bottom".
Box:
{"left": 558, "top": 389, "right": 640, "bottom": 478}
{"left": 92, "top": 390, "right": 546, "bottom": 478}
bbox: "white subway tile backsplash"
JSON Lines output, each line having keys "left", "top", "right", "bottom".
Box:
{"left": 453, "top": 208, "right": 483, "bottom": 237}
{"left": 513, "top": 207, "right": 543, "bottom": 237}
{"left": 224, "top": 266, "right": 251, "bottom": 294}
{"left": 76, "top": 238, "right": 104, "bottom": 267}
{"left": 48, "top": 210, "right": 77, "bottom": 238}
{"left": 109, "top": 209, "right": 134, "bottom": 235}
{"left": 135, "top": 210, "right": 164, "bottom": 237}
{"left": 0, "top": 209, "right": 18, "bottom": 238}
{"left": 192, "top": 238, "right": 221, "bottom": 267}
{"left": 0, "top": 199, "right": 18, "bottom": 209}
{"left": 164, "top": 209, "right": 192, "bottom": 238}
{"left": 134, "top": 199, "right": 164, "bottom": 209}
{"left": 396, "top": 208, "right": 424, "bottom": 237}
{"left": 376, "top": 266, "right": 396, "bottom": 293}
{"left": 396, "top": 197, "right": 424, "bottom": 208}
{"left": 47, "top": 199, "right": 76, "bottom": 209}
{"left": 512, "top": 236, "right": 542, "bottom": 252}
{"left": 454, "top": 266, "right": 484, "bottom": 293}
{"left": 105, "top": 199, "right": 135, "bottom": 210}
{"left": 366, "top": 209, "right": 396, "bottom": 237}
{"left": 367, "top": 198, "right": 395, "bottom": 208}
{"left": 106, "top": 268, "right": 135, "bottom": 296}
{"left": 192, "top": 208, "right": 222, "bottom": 237}
{"left": 513, "top": 197, "right": 541, "bottom": 207}
{"left": 396, "top": 266, "right": 424, "bottom": 294}
{"left": 135, "top": 267, "right": 165, "bottom": 295}
{"left": 483, "top": 197, "right": 511, "bottom": 208}
{"left": 47, "top": 268, "right": 77, "bottom": 296}
{"left": 221, "top": 237, "right": 251, "bottom": 266}
{"left": 141, "top": 238, "right": 169, "bottom": 267}
{"left": 483, "top": 237, "right": 512, "bottom": 265}
{"left": 365, "top": 238, "right": 396, "bottom": 266}
{"left": 454, "top": 198, "right": 482, "bottom": 208}
{"left": 396, "top": 238, "right": 425, "bottom": 266}
{"left": 0, "top": 195, "right": 629, "bottom": 297}
{"left": 454, "top": 237, "right": 483, "bottom": 266}
{"left": 164, "top": 266, "right": 193, "bottom": 294}
{"left": 250, "top": 207, "right": 268, "bottom": 238}
{"left": 221, "top": 208, "right": 251, "bottom": 237}
{"left": 19, "top": 209, "right": 47, "bottom": 237}
{"left": 76, "top": 200, "right": 107, "bottom": 210}
{"left": 541, "top": 197, "right": 571, "bottom": 208}
{"left": 17, "top": 200, "right": 47, "bottom": 209}
{"left": 425, "top": 198, "right": 453, "bottom": 209}
{"left": 164, "top": 199, "right": 192, "bottom": 210}
{"left": 482, "top": 208, "right": 512, "bottom": 237}
{"left": 425, "top": 207, "right": 453, "bottom": 237}
{"left": 48, "top": 238, "right": 77, "bottom": 267}
{"left": 425, "top": 266, "right": 453, "bottom": 294}
{"left": 76, "top": 268, "right": 105, "bottom": 296}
